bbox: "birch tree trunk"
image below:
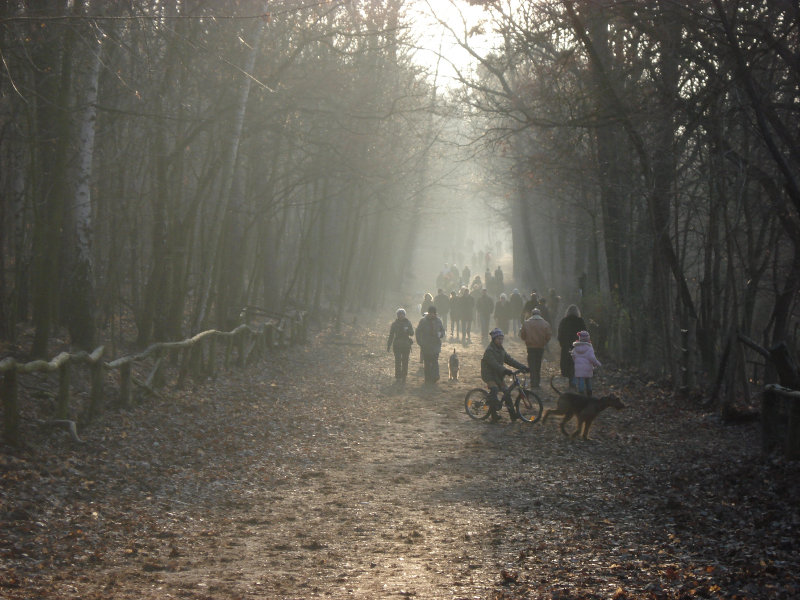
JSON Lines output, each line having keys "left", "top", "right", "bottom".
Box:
{"left": 64, "top": 28, "right": 103, "bottom": 350}
{"left": 195, "top": 16, "right": 268, "bottom": 331}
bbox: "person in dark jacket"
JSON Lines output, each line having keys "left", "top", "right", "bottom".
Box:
{"left": 522, "top": 290, "right": 539, "bottom": 320}
{"left": 458, "top": 286, "right": 475, "bottom": 343}
{"left": 387, "top": 308, "right": 414, "bottom": 383}
{"left": 494, "top": 293, "right": 511, "bottom": 334}
{"left": 557, "top": 304, "right": 587, "bottom": 388}
{"left": 448, "top": 290, "right": 459, "bottom": 339}
{"left": 416, "top": 305, "right": 446, "bottom": 384}
{"left": 476, "top": 288, "right": 494, "bottom": 341}
{"left": 481, "top": 328, "right": 529, "bottom": 422}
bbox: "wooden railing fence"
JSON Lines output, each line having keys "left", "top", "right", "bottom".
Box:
{"left": 0, "top": 311, "right": 306, "bottom": 446}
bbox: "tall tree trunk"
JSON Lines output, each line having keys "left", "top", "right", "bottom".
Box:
{"left": 30, "top": 0, "right": 73, "bottom": 357}
{"left": 64, "top": 24, "right": 103, "bottom": 350}
{"left": 195, "top": 16, "right": 268, "bottom": 330}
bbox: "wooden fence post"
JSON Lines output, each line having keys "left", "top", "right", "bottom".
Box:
{"left": 208, "top": 336, "right": 217, "bottom": 377}
{"left": 87, "top": 360, "right": 104, "bottom": 422}
{"left": 237, "top": 329, "right": 246, "bottom": 367}
{"left": 2, "top": 369, "right": 19, "bottom": 446}
{"left": 120, "top": 362, "right": 132, "bottom": 408}
{"left": 56, "top": 363, "right": 70, "bottom": 419}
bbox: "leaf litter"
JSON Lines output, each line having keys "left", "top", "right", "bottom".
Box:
{"left": 1, "top": 318, "right": 798, "bottom": 599}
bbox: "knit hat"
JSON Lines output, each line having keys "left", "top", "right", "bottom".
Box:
{"left": 578, "top": 330, "right": 590, "bottom": 342}
{"left": 396, "top": 308, "right": 406, "bottom": 317}
{"left": 490, "top": 328, "right": 504, "bottom": 339}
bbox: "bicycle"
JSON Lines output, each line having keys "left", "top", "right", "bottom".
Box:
{"left": 464, "top": 370, "right": 543, "bottom": 423}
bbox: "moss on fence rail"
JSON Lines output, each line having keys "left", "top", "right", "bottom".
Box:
{"left": 0, "top": 313, "right": 306, "bottom": 446}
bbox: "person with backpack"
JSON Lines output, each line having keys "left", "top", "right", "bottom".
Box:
{"left": 415, "top": 305, "right": 446, "bottom": 385}
{"left": 387, "top": 308, "right": 414, "bottom": 383}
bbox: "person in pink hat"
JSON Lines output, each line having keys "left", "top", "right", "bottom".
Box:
{"left": 571, "top": 330, "right": 601, "bottom": 396}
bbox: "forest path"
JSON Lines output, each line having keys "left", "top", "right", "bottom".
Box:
{"left": 2, "top": 317, "right": 798, "bottom": 599}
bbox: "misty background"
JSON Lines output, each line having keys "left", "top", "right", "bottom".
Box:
{"left": 1, "top": 0, "right": 799, "bottom": 401}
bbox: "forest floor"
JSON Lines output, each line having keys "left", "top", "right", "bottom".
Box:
{"left": 1, "top": 316, "right": 800, "bottom": 600}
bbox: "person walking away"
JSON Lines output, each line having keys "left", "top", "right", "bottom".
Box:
{"left": 494, "top": 265, "right": 504, "bottom": 294}
{"left": 519, "top": 308, "right": 552, "bottom": 388}
{"left": 476, "top": 288, "right": 494, "bottom": 341}
{"left": 415, "top": 305, "right": 446, "bottom": 385}
{"left": 448, "top": 290, "right": 459, "bottom": 339}
{"left": 557, "top": 304, "right": 587, "bottom": 388}
{"left": 537, "top": 297, "right": 552, "bottom": 324}
{"left": 508, "top": 289, "right": 524, "bottom": 336}
{"left": 481, "top": 328, "right": 529, "bottom": 422}
{"left": 421, "top": 292, "right": 434, "bottom": 316}
{"left": 387, "top": 308, "right": 414, "bottom": 383}
{"left": 435, "top": 288, "right": 450, "bottom": 331}
{"left": 459, "top": 286, "right": 475, "bottom": 343}
{"left": 571, "top": 330, "right": 601, "bottom": 396}
{"left": 418, "top": 292, "right": 434, "bottom": 365}
{"left": 494, "top": 293, "right": 511, "bottom": 334}
{"left": 522, "top": 291, "right": 539, "bottom": 321}
{"left": 547, "top": 288, "right": 561, "bottom": 323}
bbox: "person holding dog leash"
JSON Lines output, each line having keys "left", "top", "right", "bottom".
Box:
{"left": 481, "top": 328, "right": 530, "bottom": 422}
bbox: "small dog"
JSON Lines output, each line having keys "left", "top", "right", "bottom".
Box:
{"left": 542, "top": 377, "right": 624, "bottom": 439}
{"left": 448, "top": 348, "right": 459, "bottom": 381}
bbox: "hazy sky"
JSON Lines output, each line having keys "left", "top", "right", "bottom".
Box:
{"left": 408, "top": 0, "right": 498, "bottom": 86}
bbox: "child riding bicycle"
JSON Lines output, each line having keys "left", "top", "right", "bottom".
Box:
{"left": 481, "top": 328, "right": 530, "bottom": 422}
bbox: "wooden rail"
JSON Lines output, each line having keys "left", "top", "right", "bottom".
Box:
{"left": 0, "top": 311, "right": 306, "bottom": 446}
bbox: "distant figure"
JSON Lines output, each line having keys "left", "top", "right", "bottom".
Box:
{"left": 508, "top": 289, "right": 523, "bottom": 336}
{"left": 461, "top": 265, "right": 471, "bottom": 287}
{"left": 537, "top": 297, "right": 551, "bottom": 324}
{"left": 476, "top": 288, "right": 494, "bottom": 341}
{"left": 522, "top": 291, "right": 539, "bottom": 321}
{"left": 494, "top": 293, "right": 511, "bottom": 335}
{"left": 419, "top": 292, "right": 434, "bottom": 364}
{"left": 421, "top": 292, "right": 434, "bottom": 316}
{"left": 435, "top": 288, "right": 450, "bottom": 331}
{"left": 387, "top": 308, "right": 414, "bottom": 383}
{"left": 459, "top": 286, "right": 475, "bottom": 343}
{"left": 448, "top": 290, "right": 459, "bottom": 339}
{"left": 548, "top": 288, "right": 561, "bottom": 322}
{"left": 558, "top": 304, "right": 587, "bottom": 389}
{"left": 494, "top": 265, "right": 504, "bottom": 293}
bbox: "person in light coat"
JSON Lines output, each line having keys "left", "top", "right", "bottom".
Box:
{"left": 571, "top": 330, "right": 601, "bottom": 396}
{"left": 519, "top": 308, "right": 552, "bottom": 388}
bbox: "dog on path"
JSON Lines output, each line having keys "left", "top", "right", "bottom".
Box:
{"left": 448, "top": 348, "right": 459, "bottom": 381}
{"left": 542, "top": 377, "right": 625, "bottom": 439}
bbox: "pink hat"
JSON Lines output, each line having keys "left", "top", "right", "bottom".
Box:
{"left": 578, "top": 330, "right": 590, "bottom": 342}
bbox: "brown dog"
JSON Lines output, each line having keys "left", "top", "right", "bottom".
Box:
{"left": 542, "top": 377, "right": 625, "bottom": 439}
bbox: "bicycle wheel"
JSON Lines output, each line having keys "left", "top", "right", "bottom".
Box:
{"left": 465, "top": 388, "right": 492, "bottom": 420}
{"left": 514, "top": 388, "right": 543, "bottom": 423}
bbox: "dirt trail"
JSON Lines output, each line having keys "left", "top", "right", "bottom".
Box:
{"left": 2, "top": 319, "right": 798, "bottom": 599}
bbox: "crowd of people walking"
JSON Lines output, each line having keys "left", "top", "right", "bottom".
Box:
{"left": 387, "top": 262, "right": 600, "bottom": 397}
